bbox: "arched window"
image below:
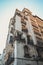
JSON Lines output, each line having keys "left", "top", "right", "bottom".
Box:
{"left": 24, "top": 45, "right": 30, "bottom": 58}
{"left": 24, "top": 45, "right": 28, "bottom": 53}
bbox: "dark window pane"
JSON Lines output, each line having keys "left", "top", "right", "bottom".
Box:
{"left": 9, "top": 36, "right": 14, "bottom": 43}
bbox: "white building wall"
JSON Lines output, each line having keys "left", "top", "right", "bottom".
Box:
{"left": 15, "top": 15, "right": 22, "bottom": 31}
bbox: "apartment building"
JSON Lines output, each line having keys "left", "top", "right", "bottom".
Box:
{"left": 4, "top": 8, "right": 43, "bottom": 65}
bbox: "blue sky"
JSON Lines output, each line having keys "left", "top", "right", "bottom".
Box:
{"left": 0, "top": 0, "right": 43, "bottom": 54}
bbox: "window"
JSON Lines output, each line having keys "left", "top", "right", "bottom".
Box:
{"left": 9, "top": 36, "right": 14, "bottom": 43}
{"left": 37, "top": 40, "right": 43, "bottom": 47}
{"left": 24, "top": 45, "right": 28, "bottom": 53}
{"left": 27, "top": 35, "right": 34, "bottom": 45}
{"left": 30, "top": 39, "right": 34, "bottom": 45}
{"left": 24, "top": 45, "right": 30, "bottom": 58}
{"left": 37, "top": 48, "right": 41, "bottom": 58}
{"left": 27, "top": 35, "right": 30, "bottom": 44}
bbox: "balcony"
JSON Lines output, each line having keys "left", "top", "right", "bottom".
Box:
{"left": 34, "top": 30, "right": 41, "bottom": 36}
{"left": 21, "top": 21, "right": 26, "bottom": 25}
{"left": 15, "top": 31, "right": 26, "bottom": 43}
{"left": 39, "top": 24, "right": 43, "bottom": 29}
{"left": 22, "top": 25, "right": 28, "bottom": 33}
{"left": 24, "top": 45, "right": 38, "bottom": 58}
{"left": 37, "top": 39, "right": 43, "bottom": 47}
{"left": 35, "top": 34, "right": 42, "bottom": 40}
{"left": 33, "top": 26, "right": 39, "bottom": 31}
{"left": 31, "top": 22, "right": 38, "bottom": 29}
{"left": 5, "top": 57, "right": 14, "bottom": 65}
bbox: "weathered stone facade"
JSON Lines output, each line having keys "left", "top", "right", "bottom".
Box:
{"left": 4, "top": 8, "right": 43, "bottom": 65}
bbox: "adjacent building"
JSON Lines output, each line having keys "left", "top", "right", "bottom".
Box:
{"left": 0, "top": 54, "right": 2, "bottom": 65}
{"left": 4, "top": 8, "right": 43, "bottom": 65}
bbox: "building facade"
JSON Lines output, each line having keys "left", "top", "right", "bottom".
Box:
{"left": 4, "top": 8, "right": 43, "bottom": 65}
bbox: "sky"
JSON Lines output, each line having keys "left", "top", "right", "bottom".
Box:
{"left": 0, "top": 0, "right": 43, "bottom": 54}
